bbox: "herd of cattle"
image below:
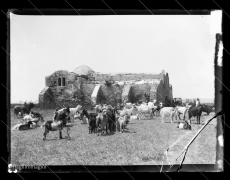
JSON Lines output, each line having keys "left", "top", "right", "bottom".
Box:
{"left": 12, "top": 100, "right": 214, "bottom": 140}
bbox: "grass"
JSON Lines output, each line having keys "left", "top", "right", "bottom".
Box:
{"left": 10, "top": 108, "right": 217, "bottom": 166}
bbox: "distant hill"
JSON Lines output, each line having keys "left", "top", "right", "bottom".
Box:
{"left": 181, "top": 98, "right": 214, "bottom": 104}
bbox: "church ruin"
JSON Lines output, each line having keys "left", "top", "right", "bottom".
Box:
{"left": 39, "top": 65, "right": 173, "bottom": 108}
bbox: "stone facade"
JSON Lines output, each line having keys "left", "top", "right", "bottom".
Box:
{"left": 39, "top": 65, "right": 173, "bottom": 108}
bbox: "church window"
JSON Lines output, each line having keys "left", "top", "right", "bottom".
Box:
{"left": 58, "top": 77, "right": 61, "bottom": 86}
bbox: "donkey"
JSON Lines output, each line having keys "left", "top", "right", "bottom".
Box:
{"left": 43, "top": 107, "right": 71, "bottom": 140}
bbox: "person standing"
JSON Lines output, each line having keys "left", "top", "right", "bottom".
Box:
{"left": 196, "top": 98, "right": 200, "bottom": 106}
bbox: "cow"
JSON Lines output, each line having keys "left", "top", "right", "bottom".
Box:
{"left": 188, "top": 105, "right": 203, "bottom": 124}
{"left": 160, "top": 107, "right": 177, "bottom": 123}
{"left": 202, "top": 104, "right": 213, "bottom": 115}
{"left": 116, "top": 115, "right": 129, "bottom": 133}
{"left": 43, "top": 107, "right": 71, "bottom": 140}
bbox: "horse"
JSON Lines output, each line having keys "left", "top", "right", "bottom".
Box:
{"left": 188, "top": 104, "right": 203, "bottom": 124}
{"left": 43, "top": 107, "right": 71, "bottom": 140}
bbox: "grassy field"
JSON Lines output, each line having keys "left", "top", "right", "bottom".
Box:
{"left": 10, "top": 108, "right": 217, "bottom": 166}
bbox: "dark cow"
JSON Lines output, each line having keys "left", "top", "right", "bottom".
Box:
{"left": 21, "top": 102, "right": 35, "bottom": 115}
{"left": 43, "top": 107, "right": 70, "bottom": 140}
{"left": 202, "top": 104, "right": 213, "bottom": 115}
{"left": 188, "top": 105, "right": 203, "bottom": 124}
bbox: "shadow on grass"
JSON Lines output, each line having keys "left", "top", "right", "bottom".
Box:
{"left": 116, "top": 128, "right": 136, "bottom": 133}
{"left": 43, "top": 136, "right": 74, "bottom": 141}
{"left": 99, "top": 131, "right": 116, "bottom": 136}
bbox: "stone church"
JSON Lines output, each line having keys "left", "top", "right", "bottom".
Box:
{"left": 39, "top": 65, "right": 173, "bottom": 108}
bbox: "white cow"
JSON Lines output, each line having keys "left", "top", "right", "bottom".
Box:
{"left": 160, "top": 107, "right": 177, "bottom": 123}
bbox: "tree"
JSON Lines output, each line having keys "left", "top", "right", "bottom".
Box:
{"left": 144, "top": 92, "right": 150, "bottom": 103}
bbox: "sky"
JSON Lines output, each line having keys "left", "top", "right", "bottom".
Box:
{"left": 10, "top": 11, "right": 222, "bottom": 103}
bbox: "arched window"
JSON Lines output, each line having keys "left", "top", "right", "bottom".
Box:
{"left": 62, "top": 77, "right": 65, "bottom": 86}
{"left": 58, "top": 77, "right": 61, "bottom": 86}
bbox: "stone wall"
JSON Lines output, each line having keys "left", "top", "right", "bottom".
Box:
{"left": 43, "top": 70, "right": 85, "bottom": 107}
{"left": 39, "top": 69, "right": 173, "bottom": 108}
{"left": 94, "top": 73, "right": 161, "bottom": 82}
